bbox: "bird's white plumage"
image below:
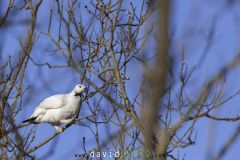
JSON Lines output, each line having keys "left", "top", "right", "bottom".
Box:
{"left": 25, "top": 84, "right": 86, "bottom": 132}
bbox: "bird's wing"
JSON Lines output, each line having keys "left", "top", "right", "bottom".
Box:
{"left": 37, "top": 94, "right": 68, "bottom": 110}
{"left": 31, "top": 108, "right": 46, "bottom": 118}
{"left": 31, "top": 94, "right": 68, "bottom": 118}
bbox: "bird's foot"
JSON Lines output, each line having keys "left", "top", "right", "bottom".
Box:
{"left": 54, "top": 126, "right": 63, "bottom": 133}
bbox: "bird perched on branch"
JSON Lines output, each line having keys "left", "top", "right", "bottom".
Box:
{"left": 22, "top": 84, "right": 86, "bottom": 133}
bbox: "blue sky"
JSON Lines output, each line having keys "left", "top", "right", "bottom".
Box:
{"left": 2, "top": 0, "right": 240, "bottom": 159}
{"left": 171, "top": 1, "right": 240, "bottom": 160}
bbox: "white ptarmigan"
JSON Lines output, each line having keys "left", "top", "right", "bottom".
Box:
{"left": 22, "top": 84, "right": 86, "bottom": 133}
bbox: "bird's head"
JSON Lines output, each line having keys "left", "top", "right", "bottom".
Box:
{"left": 73, "top": 84, "right": 86, "bottom": 98}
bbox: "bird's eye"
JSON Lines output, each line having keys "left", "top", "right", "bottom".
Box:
{"left": 79, "top": 85, "right": 82, "bottom": 88}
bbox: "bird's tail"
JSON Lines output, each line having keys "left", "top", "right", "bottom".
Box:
{"left": 22, "top": 117, "right": 38, "bottom": 124}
